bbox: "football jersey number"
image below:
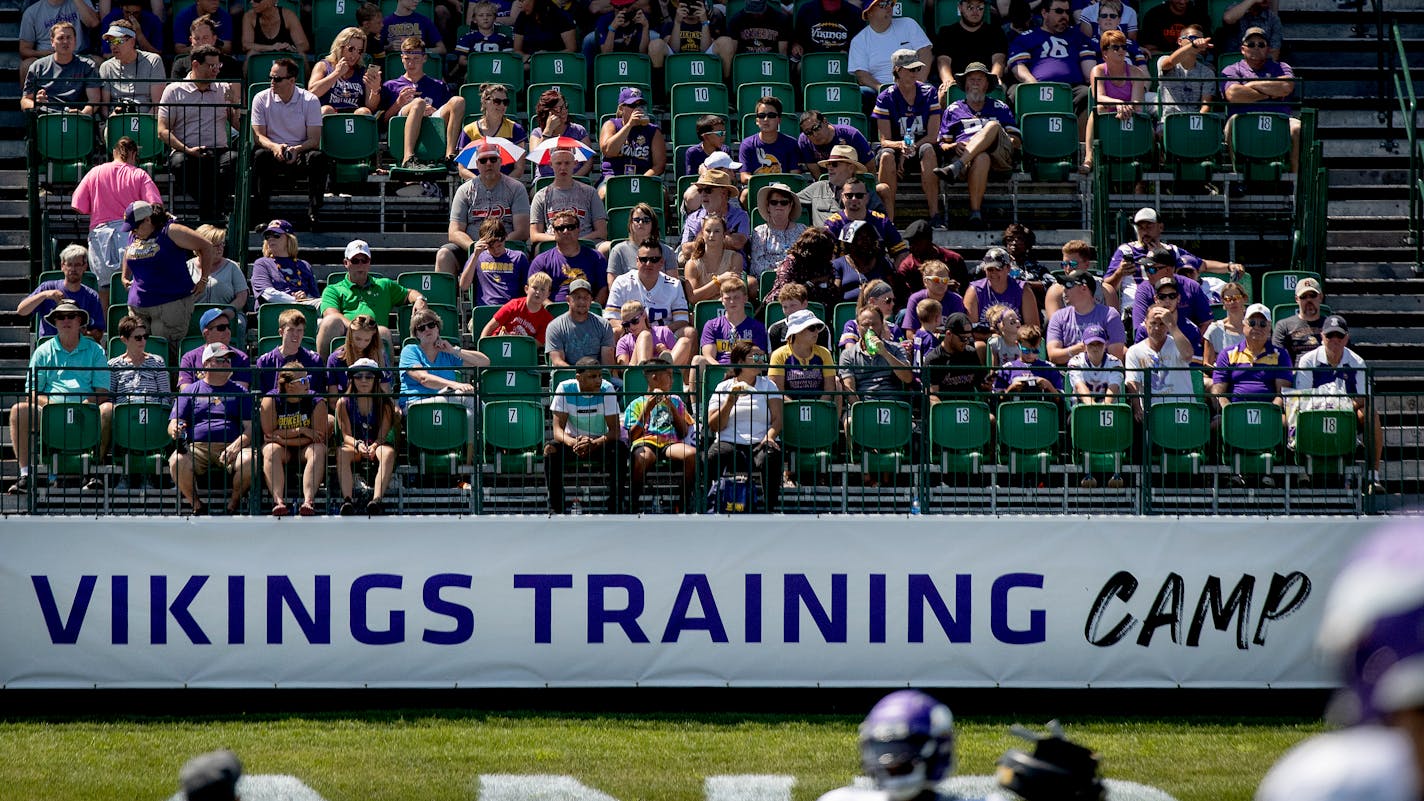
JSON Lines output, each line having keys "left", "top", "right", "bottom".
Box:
{"left": 1038, "top": 39, "right": 1070, "bottom": 61}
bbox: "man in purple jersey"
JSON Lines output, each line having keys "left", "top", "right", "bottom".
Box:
{"left": 823, "top": 177, "right": 908, "bottom": 263}
{"left": 177, "top": 307, "right": 251, "bottom": 390}
{"left": 1222, "top": 25, "right": 1300, "bottom": 173}
{"left": 380, "top": 36, "right": 464, "bottom": 170}
{"left": 1128, "top": 246, "right": 1213, "bottom": 334}
{"left": 1045, "top": 269, "right": 1125, "bottom": 364}
{"left": 168, "top": 342, "right": 256, "bottom": 515}
{"left": 797, "top": 110, "right": 875, "bottom": 179}
{"left": 738, "top": 96, "right": 804, "bottom": 189}
{"left": 933, "top": 62, "right": 1020, "bottom": 231}
{"left": 1007, "top": 0, "right": 1096, "bottom": 129}
{"left": 872, "top": 48, "right": 944, "bottom": 226}
{"left": 529, "top": 210, "right": 610, "bottom": 304}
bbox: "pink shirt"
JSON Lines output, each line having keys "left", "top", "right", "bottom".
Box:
{"left": 71, "top": 161, "right": 162, "bottom": 229}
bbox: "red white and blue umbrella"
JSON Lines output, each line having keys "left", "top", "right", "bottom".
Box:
{"left": 526, "top": 136, "right": 598, "bottom": 165}
{"left": 454, "top": 137, "right": 525, "bottom": 168}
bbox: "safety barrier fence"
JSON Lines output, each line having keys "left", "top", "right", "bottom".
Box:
{"left": 1394, "top": 23, "right": 1423, "bottom": 274}
{"left": 2, "top": 362, "right": 1411, "bottom": 517}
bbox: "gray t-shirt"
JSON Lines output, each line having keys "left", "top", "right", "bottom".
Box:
{"left": 529, "top": 182, "right": 606, "bottom": 238}
{"left": 1156, "top": 58, "right": 1216, "bottom": 119}
{"left": 449, "top": 175, "right": 531, "bottom": 239}
{"left": 20, "top": 0, "right": 96, "bottom": 51}
{"left": 99, "top": 50, "right": 165, "bottom": 111}
{"left": 607, "top": 240, "right": 678, "bottom": 281}
{"left": 24, "top": 53, "right": 98, "bottom": 110}
{"left": 838, "top": 339, "right": 909, "bottom": 399}
{"left": 544, "top": 311, "right": 615, "bottom": 363}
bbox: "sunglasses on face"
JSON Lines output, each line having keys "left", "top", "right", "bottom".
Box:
{"left": 208, "top": 322, "right": 231, "bottom": 331}
{"left": 1103, "top": 44, "right": 1127, "bottom": 51}
{"left": 703, "top": 130, "right": 725, "bottom": 138}
{"left": 1247, "top": 318, "right": 1270, "bottom": 327}
{"left": 488, "top": 96, "right": 509, "bottom": 104}
{"left": 1298, "top": 292, "right": 1320, "bottom": 300}
{"left": 477, "top": 156, "right": 501, "bottom": 164}
{"left": 768, "top": 198, "right": 792, "bottom": 207}
{"left": 1144, "top": 265, "right": 1164, "bottom": 274}
{"left": 637, "top": 255, "right": 664, "bottom": 264}
{"left": 802, "top": 120, "right": 825, "bottom": 135}
{"left": 1099, "top": 11, "right": 1119, "bottom": 17}
{"left": 624, "top": 315, "right": 643, "bottom": 325}
{"left": 552, "top": 223, "right": 578, "bottom": 232}
{"left": 52, "top": 313, "right": 82, "bottom": 321}
{"left": 1224, "top": 294, "right": 1245, "bottom": 302}
{"left": 1325, "top": 332, "right": 1346, "bottom": 340}
{"left": 415, "top": 322, "right": 440, "bottom": 333}
{"left": 129, "top": 333, "right": 148, "bottom": 341}
{"left": 270, "top": 74, "right": 293, "bottom": 83}
{"left": 926, "top": 276, "right": 951, "bottom": 285}
{"left": 985, "top": 264, "right": 1006, "bottom": 272}
{"left": 842, "top": 191, "right": 866, "bottom": 199}
{"left": 348, "top": 256, "right": 371, "bottom": 264}
{"left": 631, "top": 217, "right": 654, "bottom": 224}
{"left": 748, "top": 353, "right": 768, "bottom": 364}
{"left": 1244, "top": 40, "right": 1268, "bottom": 48}
{"left": 1019, "top": 345, "right": 1038, "bottom": 353}
{"left": 1061, "top": 259, "right": 1079, "bottom": 269}
{"left": 263, "top": 231, "right": 283, "bottom": 239}
{"left": 208, "top": 357, "right": 232, "bottom": 364}
{"left": 1157, "top": 292, "right": 1179, "bottom": 301}
{"left": 284, "top": 375, "right": 312, "bottom": 386}
{"left": 961, "top": 2, "right": 985, "bottom": 9}
{"left": 755, "top": 112, "right": 780, "bottom": 119}
{"left": 352, "top": 372, "right": 377, "bottom": 380}
{"left": 1061, "top": 279, "right": 1083, "bottom": 290}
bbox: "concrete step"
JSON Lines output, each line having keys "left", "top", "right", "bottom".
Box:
{"left": 1326, "top": 264, "right": 1424, "bottom": 280}
{"left": 1323, "top": 139, "right": 1417, "bottom": 160}
{"left": 1355, "top": 327, "right": 1424, "bottom": 346}
{"left": 1327, "top": 198, "right": 1411, "bottom": 216}
{"left": 1330, "top": 168, "right": 1412, "bottom": 186}
{"left": 1326, "top": 230, "right": 1417, "bottom": 248}
{"left": 1316, "top": 109, "right": 1417, "bottom": 129}
{"left": 1331, "top": 293, "right": 1424, "bottom": 312}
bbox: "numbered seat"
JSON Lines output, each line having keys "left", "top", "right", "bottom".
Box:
{"left": 782, "top": 399, "right": 840, "bottom": 476}
{"left": 603, "top": 174, "right": 663, "bottom": 210}
{"left": 323, "top": 113, "right": 380, "bottom": 184}
{"left": 672, "top": 112, "right": 728, "bottom": 149}
{"left": 594, "top": 52, "right": 653, "bottom": 87}
{"left": 526, "top": 82, "right": 586, "bottom": 117}
{"left": 1148, "top": 401, "right": 1210, "bottom": 474}
{"left": 312, "top": 0, "right": 358, "bottom": 56}
{"left": 671, "top": 82, "right": 729, "bottom": 121}
{"left": 1220, "top": 401, "right": 1283, "bottom": 478}
{"left": 737, "top": 82, "right": 797, "bottom": 117}
{"left": 107, "top": 335, "right": 169, "bottom": 360}
{"left": 35, "top": 113, "right": 96, "bottom": 184}
{"left": 529, "top": 52, "right": 585, "bottom": 85}
{"left": 1019, "top": 112, "right": 1078, "bottom": 181}
{"left": 823, "top": 111, "right": 869, "bottom": 133}
{"left": 387, "top": 115, "right": 447, "bottom": 181}
{"left": 746, "top": 172, "right": 808, "bottom": 203}
{"left": 1294, "top": 408, "right": 1358, "bottom": 476}
{"left": 258, "top": 303, "right": 319, "bottom": 340}
{"left": 483, "top": 399, "right": 544, "bottom": 473}
{"left": 664, "top": 52, "right": 721, "bottom": 90}
{"left": 111, "top": 402, "right": 173, "bottom": 477}
{"left": 397, "top": 303, "right": 458, "bottom": 340}
{"left": 847, "top": 400, "right": 913, "bottom": 475}
{"left": 997, "top": 400, "right": 1059, "bottom": 473}
{"left": 470, "top": 304, "right": 501, "bottom": 336}
{"left": 477, "top": 334, "right": 540, "bottom": 399}
{"left": 404, "top": 401, "right": 469, "bottom": 474}
{"left": 1162, "top": 112, "right": 1225, "bottom": 183}
{"left": 891, "top": 0, "right": 923, "bottom": 21}
{"left": 466, "top": 51, "right": 525, "bottom": 92}
{"left": 732, "top": 52, "right": 791, "bottom": 87}
{"left": 398, "top": 271, "right": 458, "bottom": 307}
{"left": 1012, "top": 82, "right": 1073, "bottom": 116}
{"left": 1096, "top": 112, "right": 1155, "bottom": 184}
{"left": 1230, "top": 112, "right": 1293, "bottom": 181}
{"left": 931, "top": 0, "right": 959, "bottom": 29}
{"left": 800, "top": 52, "right": 850, "bottom": 85}
{"left": 607, "top": 206, "right": 663, "bottom": 240}
{"left": 1259, "top": 270, "right": 1321, "bottom": 310}
{"left": 929, "top": 399, "right": 992, "bottom": 474}
{"left": 105, "top": 113, "right": 164, "bottom": 172}
{"left": 803, "top": 82, "right": 861, "bottom": 115}
{"left": 39, "top": 402, "right": 102, "bottom": 478}
{"left": 1070, "top": 403, "right": 1134, "bottom": 476}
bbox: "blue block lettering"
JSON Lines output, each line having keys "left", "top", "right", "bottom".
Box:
{"left": 423, "top": 574, "right": 475, "bottom": 645}
{"left": 909, "top": 574, "right": 971, "bottom": 643}
{"left": 111, "top": 575, "right": 128, "bottom": 645}
{"left": 990, "top": 573, "right": 1046, "bottom": 645}
{"left": 351, "top": 574, "right": 405, "bottom": 645}
{"left": 783, "top": 574, "right": 847, "bottom": 643}
{"left": 31, "top": 575, "right": 96, "bottom": 645}
{"left": 660, "top": 574, "right": 729, "bottom": 643}
{"left": 514, "top": 574, "right": 574, "bottom": 644}
{"left": 588, "top": 574, "right": 650, "bottom": 644}
{"left": 150, "top": 575, "right": 212, "bottom": 645}
{"left": 266, "top": 576, "right": 332, "bottom": 644}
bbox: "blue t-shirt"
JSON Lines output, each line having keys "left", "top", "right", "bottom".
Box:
{"left": 528, "top": 245, "right": 608, "bottom": 301}
{"left": 399, "top": 343, "right": 463, "bottom": 403}
{"left": 738, "top": 132, "right": 803, "bottom": 175}
{"left": 700, "top": 315, "right": 769, "bottom": 364}
{"left": 1007, "top": 28, "right": 1096, "bottom": 85}
{"left": 797, "top": 124, "right": 875, "bottom": 167}
{"left": 170, "top": 379, "right": 252, "bottom": 443}
{"left": 872, "top": 82, "right": 942, "bottom": 142}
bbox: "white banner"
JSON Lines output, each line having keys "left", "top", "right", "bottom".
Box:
{"left": 0, "top": 516, "right": 1373, "bottom": 689}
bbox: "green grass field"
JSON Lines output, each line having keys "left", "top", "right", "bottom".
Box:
{"left": 0, "top": 711, "right": 1323, "bottom": 801}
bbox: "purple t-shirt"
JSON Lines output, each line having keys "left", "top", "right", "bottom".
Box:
{"left": 832, "top": 255, "right": 895, "bottom": 302}
{"left": 968, "top": 276, "right": 1029, "bottom": 323}
{"left": 1133, "top": 315, "right": 1203, "bottom": 355}
{"left": 617, "top": 325, "right": 678, "bottom": 362}
{"left": 684, "top": 144, "right": 734, "bottom": 176}
{"left": 798, "top": 124, "right": 875, "bottom": 167}
{"left": 29, "top": 281, "right": 106, "bottom": 335}
{"left": 872, "top": 82, "right": 942, "bottom": 141}
{"left": 170, "top": 379, "right": 253, "bottom": 443}
{"left": 700, "top": 315, "right": 769, "bottom": 364}
{"left": 1212, "top": 340, "right": 1292, "bottom": 402}
{"left": 326, "top": 347, "right": 395, "bottom": 394}
{"left": 126, "top": 223, "right": 195, "bottom": 308}
{"left": 738, "top": 132, "right": 803, "bottom": 175}
{"left": 250, "top": 257, "right": 318, "bottom": 307}
{"left": 1221, "top": 59, "right": 1295, "bottom": 116}
{"left": 903, "top": 289, "right": 967, "bottom": 331}
{"left": 994, "top": 357, "right": 1065, "bottom": 391}
{"left": 179, "top": 345, "right": 251, "bottom": 388}
{"left": 470, "top": 248, "right": 531, "bottom": 307}
{"left": 603, "top": 117, "right": 661, "bottom": 177}
{"left": 823, "top": 211, "right": 906, "bottom": 259}
{"left": 1131, "top": 274, "right": 1213, "bottom": 331}
{"left": 939, "top": 98, "right": 1020, "bottom": 144}
{"left": 1047, "top": 303, "right": 1126, "bottom": 348}
{"left": 253, "top": 345, "right": 326, "bottom": 395}
{"left": 381, "top": 73, "right": 451, "bottom": 110}
{"left": 1007, "top": 28, "right": 1096, "bottom": 85}
{"left": 528, "top": 245, "right": 608, "bottom": 301}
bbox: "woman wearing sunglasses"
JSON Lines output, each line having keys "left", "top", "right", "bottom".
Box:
{"left": 335, "top": 358, "right": 398, "bottom": 515}
{"left": 249, "top": 219, "right": 318, "bottom": 308}
{"left": 750, "top": 183, "right": 807, "bottom": 278}
{"left": 606, "top": 202, "right": 677, "bottom": 282}
{"left": 260, "top": 361, "right": 329, "bottom": 516}
{"left": 1080, "top": 28, "right": 1146, "bottom": 174}
{"left": 529, "top": 88, "right": 594, "bottom": 179}
{"left": 456, "top": 83, "right": 526, "bottom": 181}
{"left": 1202, "top": 280, "right": 1250, "bottom": 371}
{"left": 706, "top": 340, "right": 783, "bottom": 513}
{"left": 326, "top": 313, "right": 393, "bottom": 394}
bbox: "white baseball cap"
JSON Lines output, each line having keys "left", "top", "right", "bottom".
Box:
{"left": 344, "top": 240, "right": 372, "bottom": 260}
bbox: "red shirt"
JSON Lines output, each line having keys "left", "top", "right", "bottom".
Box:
{"left": 492, "top": 297, "right": 554, "bottom": 345}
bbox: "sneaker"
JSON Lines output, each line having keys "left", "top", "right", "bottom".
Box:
{"left": 1107, "top": 473, "right": 1125, "bottom": 489}
{"left": 420, "top": 181, "right": 443, "bottom": 199}
{"left": 7, "top": 475, "right": 30, "bottom": 495}
{"left": 929, "top": 212, "right": 948, "bottom": 230}
{"left": 1079, "top": 475, "right": 1099, "bottom": 489}
{"left": 1260, "top": 475, "right": 1277, "bottom": 489}
{"left": 445, "top": 155, "right": 460, "bottom": 174}
{"left": 966, "top": 214, "right": 987, "bottom": 231}
{"left": 402, "top": 155, "right": 430, "bottom": 169}
{"left": 1230, "top": 473, "right": 1247, "bottom": 488}
{"left": 340, "top": 499, "right": 356, "bottom": 516}
{"left": 933, "top": 160, "right": 964, "bottom": 182}
{"left": 1367, "top": 479, "right": 1386, "bottom": 495}
{"left": 83, "top": 476, "right": 104, "bottom": 492}
{"left": 366, "top": 499, "right": 385, "bottom": 516}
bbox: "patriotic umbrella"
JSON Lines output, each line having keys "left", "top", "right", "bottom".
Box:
{"left": 526, "top": 136, "right": 598, "bottom": 165}
{"left": 453, "top": 137, "right": 525, "bottom": 168}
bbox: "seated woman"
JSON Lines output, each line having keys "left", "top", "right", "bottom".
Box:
{"left": 260, "top": 361, "right": 329, "bottom": 516}
{"left": 1080, "top": 29, "right": 1147, "bottom": 174}
{"left": 455, "top": 83, "right": 526, "bottom": 181}
{"left": 326, "top": 313, "right": 393, "bottom": 394}
{"left": 838, "top": 279, "right": 906, "bottom": 352}
{"left": 189, "top": 224, "right": 249, "bottom": 343}
{"left": 769, "top": 308, "right": 839, "bottom": 415}
{"left": 705, "top": 340, "right": 784, "bottom": 513}
{"left": 399, "top": 308, "right": 491, "bottom": 467}
{"left": 308, "top": 27, "right": 381, "bottom": 116}
{"left": 250, "top": 219, "right": 318, "bottom": 308}
{"left": 616, "top": 300, "right": 692, "bottom": 366}
{"left": 529, "top": 88, "right": 593, "bottom": 179}
{"left": 683, "top": 212, "right": 744, "bottom": 304}
{"left": 335, "top": 357, "right": 398, "bottom": 515}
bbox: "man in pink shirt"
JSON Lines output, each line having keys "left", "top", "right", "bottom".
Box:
{"left": 70, "top": 135, "right": 162, "bottom": 308}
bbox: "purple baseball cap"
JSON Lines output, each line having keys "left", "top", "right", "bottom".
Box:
{"left": 1082, "top": 324, "right": 1107, "bottom": 345}
{"left": 617, "top": 87, "right": 646, "bottom": 107}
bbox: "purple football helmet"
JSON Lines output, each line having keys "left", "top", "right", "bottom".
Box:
{"left": 1317, "top": 518, "right": 1424, "bottom": 725}
{"left": 859, "top": 690, "right": 957, "bottom": 800}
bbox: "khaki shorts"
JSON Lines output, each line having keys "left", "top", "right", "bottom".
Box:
{"left": 189, "top": 441, "right": 230, "bottom": 474}
{"left": 987, "top": 127, "right": 1016, "bottom": 171}
{"left": 133, "top": 294, "right": 197, "bottom": 345}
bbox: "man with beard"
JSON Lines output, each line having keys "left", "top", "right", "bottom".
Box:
{"left": 932, "top": 62, "right": 1019, "bottom": 231}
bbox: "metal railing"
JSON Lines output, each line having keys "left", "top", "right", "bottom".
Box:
{"left": 1393, "top": 23, "right": 1423, "bottom": 274}
{"left": 1, "top": 361, "right": 1411, "bottom": 517}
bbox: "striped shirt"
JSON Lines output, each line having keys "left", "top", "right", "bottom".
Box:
{"left": 109, "top": 352, "right": 171, "bottom": 405}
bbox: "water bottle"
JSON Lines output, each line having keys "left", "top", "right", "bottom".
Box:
{"left": 864, "top": 328, "right": 882, "bottom": 357}
{"left": 1009, "top": 265, "right": 1024, "bottom": 280}
{"left": 910, "top": 496, "right": 921, "bottom": 516}
{"left": 903, "top": 128, "right": 915, "bottom": 149}
{"left": 570, "top": 496, "right": 583, "bottom": 516}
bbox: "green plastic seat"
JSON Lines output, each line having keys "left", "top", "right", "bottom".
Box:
{"left": 311, "top": 0, "right": 358, "bottom": 58}
{"left": 107, "top": 335, "right": 169, "bottom": 359}
{"left": 594, "top": 52, "right": 653, "bottom": 87}
{"left": 1162, "top": 112, "right": 1224, "bottom": 183}
{"left": 1221, "top": 401, "right": 1283, "bottom": 476}
{"left": 746, "top": 172, "right": 809, "bottom": 207}
{"left": 478, "top": 334, "right": 540, "bottom": 399}
{"left": 1148, "top": 401, "right": 1210, "bottom": 474}
{"left": 246, "top": 51, "right": 306, "bottom": 88}
{"left": 672, "top": 112, "right": 728, "bottom": 149}
{"left": 782, "top": 399, "right": 840, "bottom": 476}
{"left": 258, "top": 303, "right": 319, "bottom": 340}
{"left": 404, "top": 401, "right": 468, "bottom": 474}
{"left": 997, "top": 400, "right": 1059, "bottom": 474}
{"left": 803, "top": 81, "right": 861, "bottom": 115}
{"left": 529, "top": 52, "right": 585, "bottom": 85}
{"left": 832, "top": 302, "right": 857, "bottom": 341}
{"left": 398, "top": 271, "right": 458, "bottom": 307}
{"left": 799, "top": 52, "right": 849, "bottom": 84}
{"left": 111, "top": 402, "right": 173, "bottom": 476}
{"left": 664, "top": 52, "right": 721, "bottom": 90}
{"left": 823, "top": 111, "right": 869, "bottom": 134}
{"left": 387, "top": 115, "right": 447, "bottom": 181}
{"left": 737, "top": 82, "right": 798, "bottom": 117}
{"left": 39, "top": 270, "right": 99, "bottom": 290}
{"left": 671, "top": 82, "right": 729, "bottom": 122}
{"left": 931, "top": 0, "right": 959, "bottom": 29}
{"left": 1019, "top": 112, "right": 1078, "bottom": 181}
{"left": 105, "top": 112, "right": 164, "bottom": 173}
{"left": 607, "top": 206, "right": 663, "bottom": 240}
{"left": 466, "top": 51, "right": 524, "bottom": 91}
{"left": 39, "top": 402, "right": 102, "bottom": 477}
{"left": 595, "top": 81, "right": 650, "bottom": 122}
{"left": 1294, "top": 408, "right": 1357, "bottom": 475}
{"left": 929, "top": 399, "right": 992, "bottom": 474}
{"left": 526, "top": 82, "right": 586, "bottom": 117}
{"left": 483, "top": 399, "right": 544, "bottom": 473}
{"left": 848, "top": 400, "right": 913, "bottom": 475}
{"left": 603, "top": 174, "right": 664, "bottom": 211}
{"left": 693, "top": 301, "right": 754, "bottom": 336}
{"left": 396, "top": 303, "right": 458, "bottom": 340}
{"left": 1070, "top": 403, "right": 1134, "bottom": 475}
{"left": 1259, "top": 271, "right": 1321, "bottom": 310}
{"left": 1231, "top": 112, "right": 1293, "bottom": 181}
{"left": 323, "top": 113, "right": 381, "bottom": 184}
{"left": 1096, "top": 112, "right": 1155, "bottom": 185}
{"left": 621, "top": 364, "right": 685, "bottom": 401}
{"left": 763, "top": 301, "right": 825, "bottom": 328}
{"left": 36, "top": 113, "right": 96, "bottom": 184}
{"left": 1013, "top": 81, "right": 1073, "bottom": 115}
{"left": 733, "top": 52, "right": 791, "bottom": 87}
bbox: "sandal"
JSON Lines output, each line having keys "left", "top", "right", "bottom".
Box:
{"left": 298, "top": 502, "right": 317, "bottom": 516}
{"left": 1078, "top": 161, "right": 1093, "bottom": 174}
{"left": 272, "top": 502, "right": 291, "bottom": 517}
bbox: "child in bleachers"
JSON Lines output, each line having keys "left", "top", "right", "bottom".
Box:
{"left": 993, "top": 324, "right": 1062, "bottom": 396}
{"left": 911, "top": 298, "right": 941, "bottom": 367}
{"left": 335, "top": 358, "right": 398, "bottom": 515}
{"left": 902, "top": 259, "right": 966, "bottom": 333}
{"left": 382, "top": 0, "right": 444, "bottom": 55}
{"left": 766, "top": 282, "right": 828, "bottom": 351}
{"left": 480, "top": 271, "right": 555, "bottom": 346}
{"left": 356, "top": 4, "right": 386, "bottom": 60}
{"left": 983, "top": 303, "right": 1022, "bottom": 367}
{"left": 454, "top": 2, "right": 513, "bottom": 76}
{"left": 616, "top": 300, "right": 683, "bottom": 366}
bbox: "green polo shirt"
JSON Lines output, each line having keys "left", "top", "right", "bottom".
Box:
{"left": 319, "top": 275, "right": 410, "bottom": 323}
{"left": 27, "top": 335, "right": 108, "bottom": 397}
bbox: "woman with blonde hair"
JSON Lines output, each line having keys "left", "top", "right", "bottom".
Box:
{"left": 456, "top": 83, "right": 526, "bottom": 181}
{"left": 683, "top": 212, "right": 744, "bottom": 304}
{"left": 249, "top": 219, "right": 318, "bottom": 308}
{"left": 326, "top": 314, "right": 392, "bottom": 394}
{"left": 188, "top": 223, "right": 249, "bottom": 342}
{"left": 308, "top": 27, "right": 381, "bottom": 115}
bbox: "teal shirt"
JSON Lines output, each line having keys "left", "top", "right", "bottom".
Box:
{"left": 27, "top": 335, "right": 108, "bottom": 398}
{"left": 319, "top": 275, "right": 410, "bottom": 324}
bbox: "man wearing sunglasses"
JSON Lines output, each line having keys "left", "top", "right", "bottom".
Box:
{"left": 250, "top": 56, "right": 329, "bottom": 227}
{"left": 1104, "top": 207, "right": 1243, "bottom": 311}
{"left": 178, "top": 307, "right": 250, "bottom": 391}
{"left": 159, "top": 44, "right": 240, "bottom": 223}
{"left": 1046, "top": 269, "right": 1125, "bottom": 365}
{"left": 605, "top": 239, "right": 692, "bottom": 341}
{"left": 530, "top": 210, "right": 610, "bottom": 304}
{"left": 1221, "top": 25, "right": 1300, "bottom": 173}
{"left": 439, "top": 141, "right": 531, "bottom": 279}
{"left": 318, "top": 240, "right": 428, "bottom": 355}
{"left": 6, "top": 302, "right": 109, "bottom": 496}
{"left": 1007, "top": 0, "right": 1096, "bottom": 126}
{"left": 1128, "top": 246, "right": 1213, "bottom": 336}
{"left": 1131, "top": 275, "right": 1201, "bottom": 354}
{"left": 1294, "top": 315, "right": 1385, "bottom": 494}
{"left": 1155, "top": 24, "right": 1216, "bottom": 120}
{"left": 1221, "top": 0, "right": 1280, "bottom": 60}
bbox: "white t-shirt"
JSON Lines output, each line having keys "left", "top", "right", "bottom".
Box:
{"left": 1125, "top": 337, "right": 1195, "bottom": 405}
{"left": 848, "top": 18, "right": 931, "bottom": 86}
{"left": 709, "top": 374, "right": 778, "bottom": 445}
{"left": 604, "top": 271, "right": 690, "bottom": 328}
{"left": 550, "top": 377, "right": 620, "bottom": 438}
{"left": 1066, "top": 351, "right": 1124, "bottom": 405}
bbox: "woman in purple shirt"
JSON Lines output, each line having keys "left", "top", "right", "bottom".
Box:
{"left": 249, "top": 219, "right": 319, "bottom": 308}
{"left": 599, "top": 86, "right": 666, "bottom": 178}
{"left": 528, "top": 88, "right": 594, "bottom": 178}
{"left": 121, "top": 201, "right": 215, "bottom": 350}
{"left": 964, "top": 247, "right": 1041, "bottom": 330}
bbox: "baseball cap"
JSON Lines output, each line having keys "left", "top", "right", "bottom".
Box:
{"left": 980, "top": 246, "right": 1011, "bottom": 268}
{"left": 349, "top": 357, "right": 381, "bottom": 376}
{"left": 1147, "top": 246, "right": 1176, "bottom": 266}
{"left": 1154, "top": 275, "right": 1181, "bottom": 292}
{"left": 180, "top": 749, "right": 242, "bottom": 801}
{"left": 1245, "top": 303, "right": 1273, "bottom": 323}
{"left": 1323, "top": 315, "right": 1349, "bottom": 336}
{"left": 703, "top": 150, "right": 743, "bottom": 171}
{"left": 1243, "top": 25, "right": 1269, "bottom": 41}
{"left": 1133, "top": 207, "right": 1159, "bottom": 224}
{"left": 120, "top": 200, "right": 159, "bottom": 232}
{"left": 568, "top": 278, "right": 593, "bottom": 295}
{"left": 617, "top": 86, "right": 646, "bottom": 107}
{"left": 944, "top": 312, "right": 973, "bottom": 335}
{"left": 104, "top": 23, "right": 135, "bottom": 39}
{"left": 262, "top": 219, "right": 294, "bottom": 236}
{"left": 892, "top": 49, "right": 926, "bottom": 71}
{"left": 903, "top": 219, "right": 934, "bottom": 241}
{"left": 838, "top": 219, "right": 869, "bottom": 243}
{"left": 785, "top": 308, "right": 825, "bottom": 338}
{"left": 201, "top": 342, "right": 233, "bottom": 363}
{"left": 1295, "top": 277, "right": 1323, "bottom": 298}
{"left": 199, "top": 307, "right": 234, "bottom": 330}
{"left": 744, "top": 0, "right": 768, "bottom": 11}
{"left": 1082, "top": 324, "right": 1107, "bottom": 345}
{"left": 862, "top": 0, "right": 892, "bottom": 17}
{"left": 475, "top": 141, "right": 502, "bottom": 158}
{"left": 344, "top": 239, "right": 372, "bottom": 260}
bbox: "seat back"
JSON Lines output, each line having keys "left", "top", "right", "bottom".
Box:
{"left": 1162, "top": 111, "right": 1224, "bottom": 182}
{"left": 832, "top": 302, "right": 857, "bottom": 338}
{"left": 671, "top": 82, "right": 729, "bottom": 121}
{"left": 1221, "top": 400, "right": 1283, "bottom": 455}
{"left": 603, "top": 174, "right": 664, "bottom": 210}
{"left": 467, "top": 51, "right": 525, "bottom": 91}
{"left": 738, "top": 82, "right": 798, "bottom": 118}
{"left": 1295, "top": 408, "right": 1356, "bottom": 460}
{"left": 387, "top": 114, "right": 447, "bottom": 168}
{"left": 36, "top": 113, "right": 96, "bottom": 182}
{"left": 763, "top": 301, "right": 825, "bottom": 328}
{"left": 1071, "top": 403, "right": 1134, "bottom": 455}
{"left": 595, "top": 81, "right": 651, "bottom": 122}
{"left": 800, "top": 52, "right": 850, "bottom": 84}
{"left": 526, "top": 82, "right": 586, "bottom": 117}
{"left": 323, "top": 113, "right": 380, "bottom": 183}
{"left": 998, "top": 400, "right": 1059, "bottom": 453}
{"left": 1231, "top": 112, "right": 1292, "bottom": 181}
{"left": 1148, "top": 401, "right": 1210, "bottom": 453}
{"left": 529, "top": 51, "right": 586, "bottom": 85}
{"left": 733, "top": 52, "right": 791, "bottom": 86}
{"left": 664, "top": 53, "right": 721, "bottom": 90}
{"left": 1014, "top": 82, "right": 1074, "bottom": 115}
{"left": 398, "top": 271, "right": 458, "bottom": 307}
{"left": 1259, "top": 270, "right": 1321, "bottom": 310}
{"left": 105, "top": 113, "right": 164, "bottom": 163}
{"left": 396, "top": 303, "right": 459, "bottom": 340}
{"left": 606, "top": 206, "right": 663, "bottom": 240}
{"left": 929, "top": 400, "right": 992, "bottom": 454}
{"left": 594, "top": 52, "right": 653, "bottom": 87}
{"left": 478, "top": 334, "right": 538, "bottom": 366}
{"left": 672, "top": 112, "right": 727, "bottom": 148}
{"left": 824, "top": 111, "right": 869, "bottom": 132}
{"left": 312, "top": 0, "right": 358, "bottom": 58}
{"left": 112, "top": 402, "right": 173, "bottom": 463}
{"left": 40, "top": 402, "right": 102, "bottom": 474}
{"left": 482, "top": 399, "right": 544, "bottom": 451}
{"left": 258, "top": 303, "right": 319, "bottom": 340}
{"left": 849, "top": 400, "right": 913, "bottom": 452}
{"left": 246, "top": 52, "right": 306, "bottom": 88}
{"left": 1096, "top": 112, "right": 1155, "bottom": 181}
{"left": 1019, "top": 112, "right": 1078, "bottom": 181}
